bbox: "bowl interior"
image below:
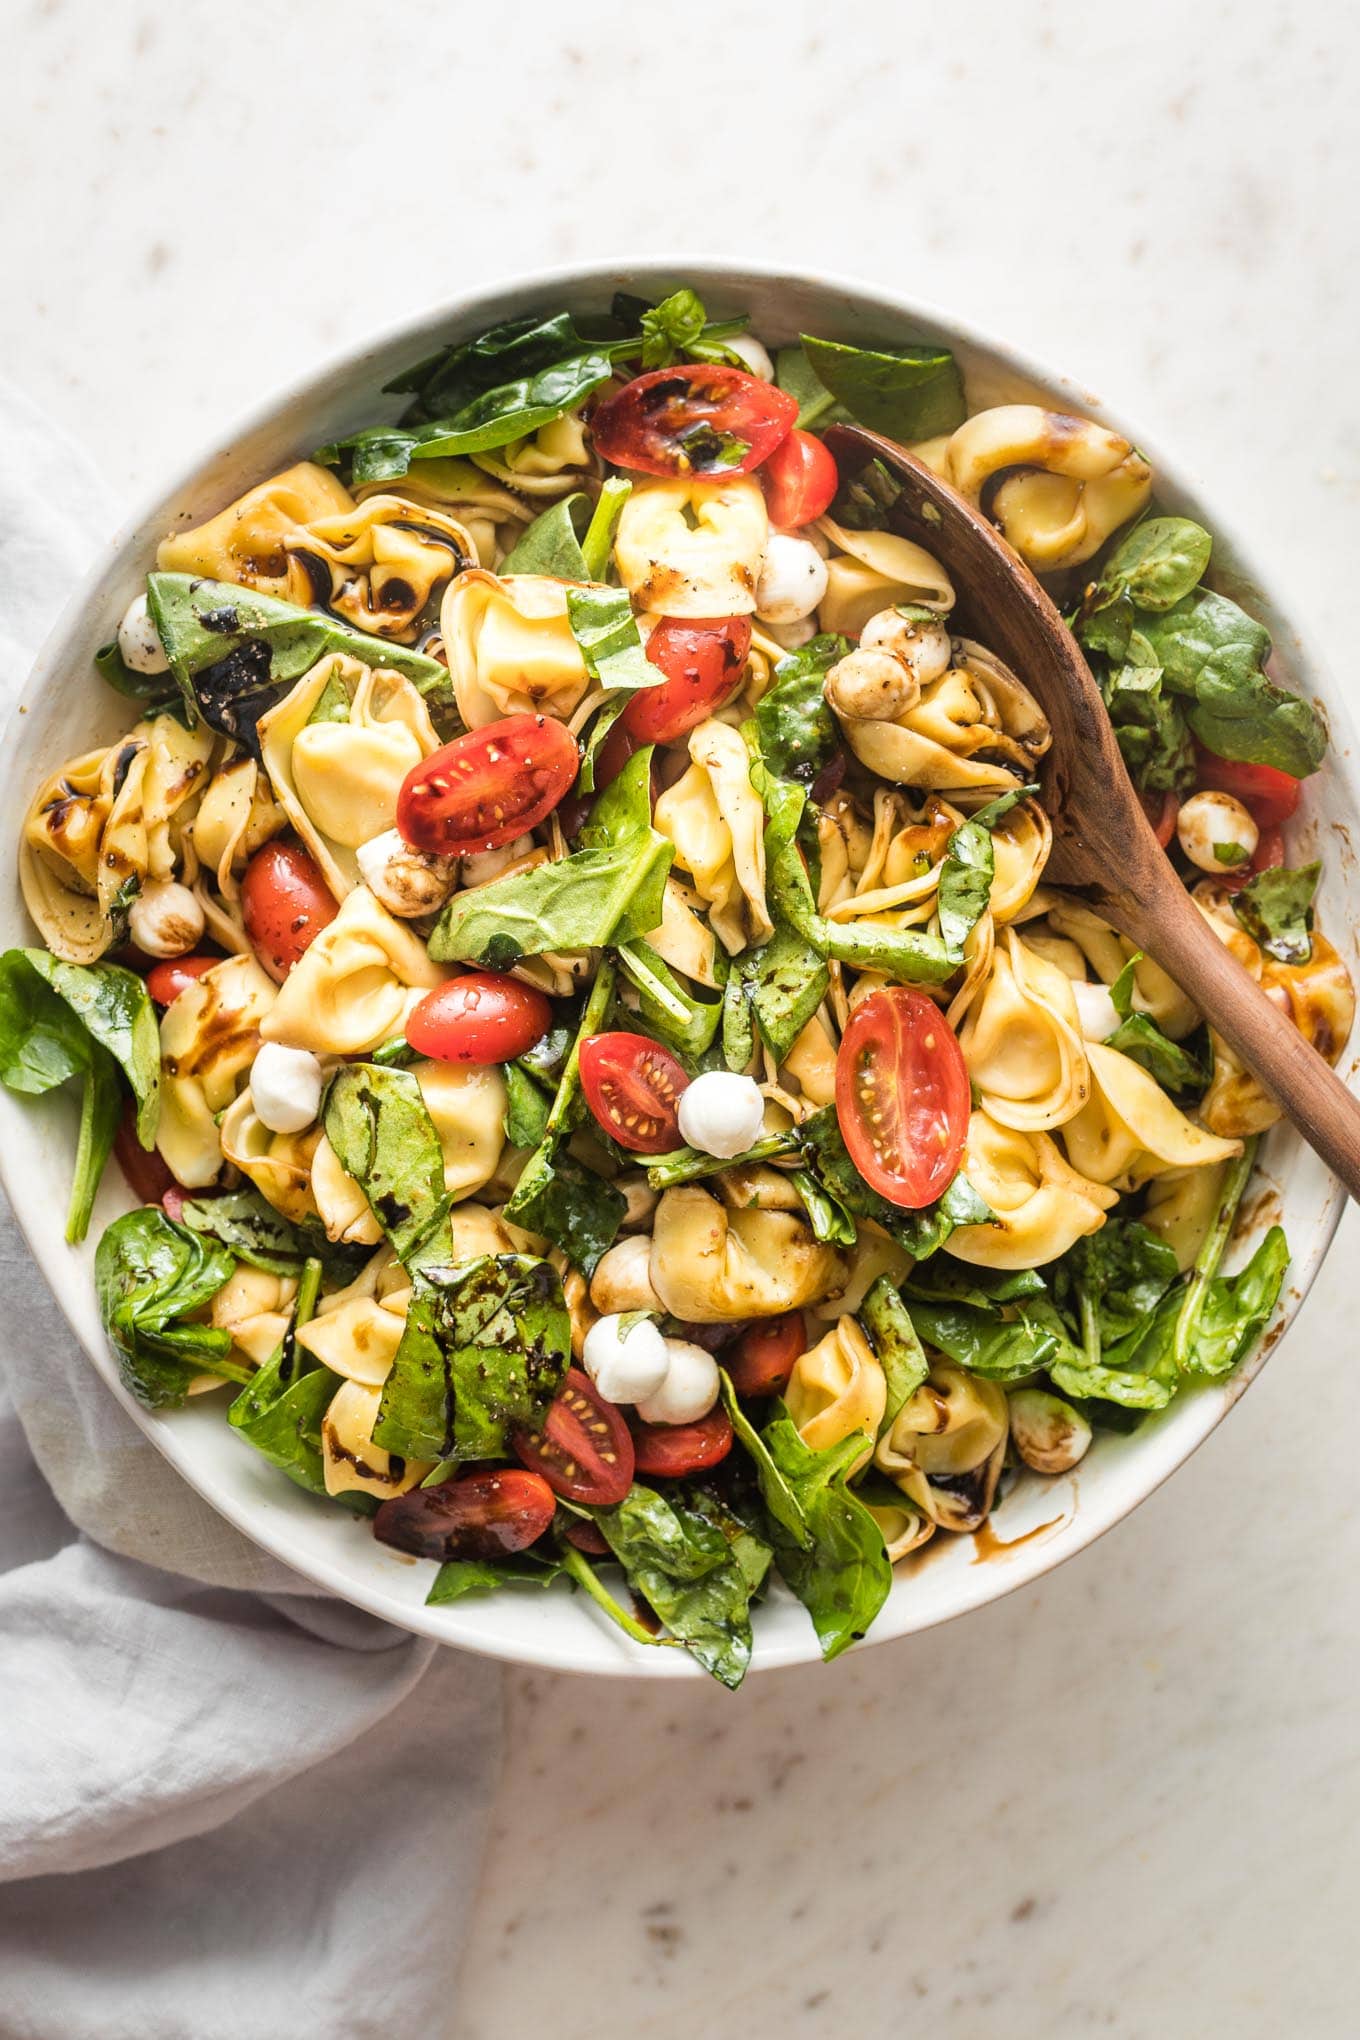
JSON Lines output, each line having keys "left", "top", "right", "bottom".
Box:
{"left": 1, "top": 259, "right": 1351, "bottom": 1677}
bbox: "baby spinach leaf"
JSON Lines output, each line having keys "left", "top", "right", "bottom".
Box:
{"left": 10, "top": 950, "right": 159, "bottom": 1144}
{"left": 579, "top": 477, "right": 632, "bottom": 582}
{"left": 645, "top": 1130, "right": 802, "bottom": 1190}
{"left": 775, "top": 344, "right": 845, "bottom": 432}
{"left": 179, "top": 1186, "right": 308, "bottom": 1274}
{"left": 504, "top": 963, "right": 625, "bottom": 1274}
{"left": 800, "top": 334, "right": 965, "bottom": 442}
{"left": 724, "top": 924, "right": 829, "bottom": 1067}
{"left": 903, "top": 1261, "right": 1047, "bottom": 1312}
{"left": 430, "top": 837, "right": 673, "bottom": 968}
{"left": 790, "top": 1167, "right": 859, "bottom": 1246}
{"left": 145, "top": 573, "right": 452, "bottom": 750}
{"left": 503, "top": 1062, "right": 553, "bottom": 1150}
{"left": 1232, "top": 861, "right": 1320, "bottom": 965}
{"left": 859, "top": 1275, "right": 930, "bottom": 1435}
{"left": 616, "top": 940, "right": 723, "bottom": 1059}
{"left": 797, "top": 1105, "right": 990, "bottom": 1261}
{"left": 904, "top": 1297, "right": 1062, "bottom": 1382}
{"left": 95, "top": 1208, "right": 243, "bottom": 1410}
{"left": 1051, "top": 1219, "right": 1181, "bottom": 1351}
{"left": 94, "top": 635, "right": 179, "bottom": 710}
{"left": 589, "top": 1480, "right": 764, "bottom": 1688}
{"left": 1136, "top": 588, "right": 1327, "bottom": 779}
{"left": 388, "top": 312, "right": 602, "bottom": 418}
{"left": 1178, "top": 1224, "right": 1288, "bottom": 1379}
{"left": 1098, "top": 659, "right": 1196, "bottom": 795}
{"left": 230, "top": 1360, "right": 336, "bottom": 1497}
{"left": 566, "top": 584, "right": 655, "bottom": 690}
{"left": 936, "top": 786, "right": 1035, "bottom": 962}
{"left": 1095, "top": 515, "right": 1212, "bottom": 613}
{"left": 322, "top": 1064, "right": 452, "bottom": 1272}
{"left": 426, "top": 1550, "right": 568, "bottom": 1606}
{"left": 753, "top": 1412, "right": 892, "bottom": 1662}
{"left": 752, "top": 635, "right": 848, "bottom": 784}
{"left": 499, "top": 492, "right": 591, "bottom": 578}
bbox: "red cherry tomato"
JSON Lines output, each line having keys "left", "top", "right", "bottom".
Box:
{"left": 397, "top": 713, "right": 579, "bottom": 857}
{"left": 579, "top": 1032, "right": 689, "bottom": 1154}
{"left": 406, "top": 973, "right": 551, "bottom": 1065}
{"left": 373, "top": 1468, "right": 556, "bottom": 1561}
{"left": 1194, "top": 747, "right": 1302, "bottom": 827}
{"left": 145, "top": 954, "right": 220, "bottom": 1007}
{"left": 591, "top": 364, "right": 797, "bottom": 477}
{"left": 835, "top": 988, "right": 971, "bottom": 1210}
{"left": 113, "top": 1102, "right": 177, "bottom": 1205}
{"left": 621, "top": 617, "right": 753, "bottom": 746}
{"left": 563, "top": 1517, "right": 611, "bottom": 1556}
{"left": 761, "top": 429, "right": 839, "bottom": 528}
{"left": 726, "top": 1312, "right": 807, "bottom": 1399}
{"left": 631, "top": 1406, "right": 734, "bottom": 1479}
{"left": 241, "top": 841, "right": 339, "bottom": 984}
{"left": 512, "top": 1368, "right": 634, "bottom": 1506}
{"left": 1218, "top": 820, "right": 1286, "bottom": 892}
{"left": 1138, "top": 789, "right": 1180, "bottom": 850}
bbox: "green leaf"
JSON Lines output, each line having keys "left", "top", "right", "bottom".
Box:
{"left": 11, "top": 950, "right": 159, "bottom": 1145}
{"left": 645, "top": 1130, "right": 801, "bottom": 1190}
{"left": 1232, "top": 861, "right": 1320, "bottom": 965}
{"left": 229, "top": 1273, "right": 336, "bottom": 1501}
{"left": 579, "top": 477, "right": 632, "bottom": 582}
{"left": 639, "top": 287, "right": 708, "bottom": 367}
{"left": 935, "top": 787, "right": 1034, "bottom": 962}
{"left": 903, "top": 1297, "right": 1063, "bottom": 1382}
{"left": 426, "top": 1551, "right": 568, "bottom": 1605}
{"left": 828, "top": 456, "right": 906, "bottom": 533}
{"left": 499, "top": 493, "right": 591, "bottom": 578}
{"left": 95, "top": 1208, "right": 243, "bottom": 1410}
{"left": 1180, "top": 1225, "right": 1288, "bottom": 1378}
{"left": 430, "top": 838, "right": 672, "bottom": 969}
{"left": 616, "top": 940, "right": 722, "bottom": 1059}
{"left": 753, "top": 1411, "right": 892, "bottom": 1661}
{"left": 724, "top": 924, "right": 829, "bottom": 1067}
{"left": 1099, "top": 660, "right": 1196, "bottom": 795}
{"left": 565, "top": 583, "right": 655, "bottom": 690}
{"left": 752, "top": 635, "right": 848, "bottom": 784}
{"left": 790, "top": 1166, "right": 858, "bottom": 1245}
{"left": 800, "top": 334, "right": 965, "bottom": 442}
{"left": 94, "top": 635, "right": 178, "bottom": 710}
{"left": 503, "top": 1062, "right": 553, "bottom": 1150}
{"left": 501, "top": 1142, "right": 625, "bottom": 1278}
{"left": 903, "top": 1261, "right": 1047, "bottom": 1311}
{"left": 145, "top": 573, "right": 452, "bottom": 750}
{"left": 178, "top": 1187, "right": 307, "bottom": 1274}
{"left": 1136, "top": 587, "right": 1326, "bottom": 779}
{"left": 589, "top": 1480, "right": 767, "bottom": 1688}
{"left": 1052, "top": 1219, "right": 1181, "bottom": 1350}
{"left": 797, "top": 1105, "right": 991, "bottom": 1261}
{"left": 774, "top": 344, "right": 845, "bottom": 432}
{"left": 322, "top": 1064, "right": 451, "bottom": 1272}
{"left": 1096, "top": 515, "right": 1212, "bottom": 613}
{"left": 387, "top": 311, "right": 601, "bottom": 417}
{"left": 858, "top": 1276, "right": 929, "bottom": 1436}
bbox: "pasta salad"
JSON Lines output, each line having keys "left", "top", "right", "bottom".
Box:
{"left": 3, "top": 288, "right": 1351, "bottom": 1684}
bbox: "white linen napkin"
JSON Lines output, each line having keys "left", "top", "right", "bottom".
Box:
{"left": 0, "top": 383, "right": 502, "bottom": 2036}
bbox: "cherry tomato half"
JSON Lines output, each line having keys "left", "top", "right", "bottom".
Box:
{"left": 373, "top": 1468, "right": 556, "bottom": 1562}
{"left": 114, "top": 1102, "right": 176, "bottom": 1205}
{"left": 407, "top": 973, "right": 551, "bottom": 1066}
{"left": 835, "top": 987, "right": 970, "bottom": 1210}
{"left": 591, "top": 364, "right": 797, "bottom": 478}
{"left": 632, "top": 1407, "right": 734, "bottom": 1479}
{"left": 725, "top": 1312, "right": 807, "bottom": 1399}
{"left": 241, "top": 840, "right": 339, "bottom": 984}
{"left": 1194, "top": 747, "right": 1302, "bottom": 827}
{"left": 1218, "top": 820, "right": 1286, "bottom": 892}
{"left": 761, "top": 429, "right": 839, "bottom": 528}
{"left": 145, "top": 954, "right": 220, "bottom": 1007}
{"left": 1138, "top": 788, "right": 1180, "bottom": 850}
{"left": 512, "top": 1368, "right": 634, "bottom": 1506}
{"left": 397, "top": 713, "right": 579, "bottom": 857}
{"left": 621, "top": 617, "right": 753, "bottom": 746}
{"left": 563, "top": 1517, "right": 611, "bottom": 1556}
{"left": 579, "top": 1032, "right": 689, "bottom": 1154}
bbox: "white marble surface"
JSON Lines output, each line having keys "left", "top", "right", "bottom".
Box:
{"left": 4, "top": 1, "right": 1358, "bottom": 2032}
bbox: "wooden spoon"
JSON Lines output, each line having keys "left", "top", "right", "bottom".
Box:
{"left": 823, "top": 421, "right": 1360, "bottom": 1201}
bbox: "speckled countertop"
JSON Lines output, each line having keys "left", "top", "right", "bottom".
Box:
{"left": 3, "top": 2, "right": 1357, "bottom": 2032}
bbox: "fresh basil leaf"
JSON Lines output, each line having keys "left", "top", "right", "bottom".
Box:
{"left": 639, "top": 287, "right": 707, "bottom": 367}
{"left": 503, "top": 1062, "right": 553, "bottom": 1150}
{"left": 499, "top": 493, "right": 591, "bottom": 578}
{"left": 1232, "top": 861, "right": 1320, "bottom": 966}
{"left": 752, "top": 635, "right": 848, "bottom": 783}
{"left": 800, "top": 334, "right": 965, "bottom": 442}
{"left": 858, "top": 1276, "right": 929, "bottom": 1436}
{"left": 322, "top": 1064, "right": 451, "bottom": 1272}
{"left": 1106, "top": 1013, "right": 1209, "bottom": 1092}
{"left": 1136, "top": 588, "right": 1326, "bottom": 779}
{"left": 1096, "top": 515, "right": 1212, "bottom": 613}
{"left": 754, "top": 1411, "right": 893, "bottom": 1662}
{"left": 426, "top": 1551, "right": 568, "bottom": 1605}
{"left": 936, "top": 787, "right": 1034, "bottom": 962}
{"left": 145, "top": 573, "right": 452, "bottom": 751}
{"left": 94, "top": 1208, "right": 243, "bottom": 1410}
{"left": 565, "top": 584, "right": 654, "bottom": 690}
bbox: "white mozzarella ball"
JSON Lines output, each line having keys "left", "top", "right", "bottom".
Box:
{"left": 117, "top": 591, "right": 169, "bottom": 675}
{"left": 635, "top": 1338, "right": 721, "bottom": 1426}
{"left": 127, "top": 879, "right": 204, "bottom": 959}
{"left": 676, "top": 1070, "right": 765, "bottom": 1159}
{"left": 460, "top": 835, "right": 534, "bottom": 887}
{"left": 1176, "top": 790, "right": 1258, "bottom": 874}
{"left": 724, "top": 331, "right": 774, "bottom": 381}
{"left": 582, "top": 1313, "right": 670, "bottom": 1406}
{"left": 250, "top": 1042, "right": 324, "bottom": 1134}
{"left": 1071, "top": 979, "right": 1123, "bottom": 1043}
{"left": 356, "top": 829, "right": 457, "bottom": 918}
{"left": 756, "top": 532, "right": 829, "bottom": 624}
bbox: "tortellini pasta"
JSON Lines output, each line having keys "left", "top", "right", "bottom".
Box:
{"left": 155, "top": 953, "right": 278, "bottom": 1186}
{"left": 828, "top": 631, "right": 1052, "bottom": 796}
{"left": 471, "top": 411, "right": 597, "bottom": 495}
{"left": 187, "top": 755, "right": 286, "bottom": 953}
{"left": 157, "top": 462, "right": 354, "bottom": 593}
{"left": 211, "top": 1265, "right": 299, "bottom": 1368}
{"left": 654, "top": 718, "right": 773, "bottom": 955}
{"left": 219, "top": 1089, "right": 321, "bottom": 1224}
{"left": 416, "top": 1060, "right": 508, "bottom": 1200}
{"left": 923, "top": 405, "right": 1153, "bottom": 570}
{"left": 649, "top": 1185, "right": 846, "bottom": 1322}
{"left": 874, "top": 1362, "right": 1009, "bottom": 1532}
{"left": 614, "top": 475, "right": 768, "bottom": 617}
{"left": 785, "top": 1316, "right": 886, "bottom": 1470}
{"left": 1061, "top": 1041, "right": 1241, "bottom": 1189}
{"left": 814, "top": 514, "right": 954, "bottom": 639}
{"left": 321, "top": 1380, "right": 433, "bottom": 1501}
{"left": 259, "top": 884, "right": 445, "bottom": 1056}
{"left": 297, "top": 1293, "right": 407, "bottom": 1386}
{"left": 441, "top": 569, "right": 590, "bottom": 728}
{"left": 356, "top": 457, "right": 532, "bottom": 569}
{"left": 258, "top": 654, "right": 441, "bottom": 897}
{"left": 959, "top": 929, "right": 1090, "bottom": 1131}
{"left": 946, "top": 1108, "right": 1118, "bottom": 1270}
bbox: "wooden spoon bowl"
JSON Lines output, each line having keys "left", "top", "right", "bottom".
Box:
{"left": 824, "top": 421, "right": 1360, "bottom": 1200}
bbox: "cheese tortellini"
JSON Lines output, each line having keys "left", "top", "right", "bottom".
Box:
{"left": 827, "top": 630, "right": 1052, "bottom": 796}
{"left": 614, "top": 475, "right": 768, "bottom": 616}
{"left": 654, "top": 718, "right": 773, "bottom": 956}
{"left": 156, "top": 953, "right": 278, "bottom": 1186}
{"left": 786, "top": 1316, "right": 886, "bottom": 1469}
{"left": 441, "top": 569, "right": 591, "bottom": 728}
{"left": 874, "top": 1363, "right": 1009, "bottom": 1532}
{"left": 259, "top": 884, "right": 445, "bottom": 1055}
{"left": 945, "top": 1109, "right": 1118, "bottom": 1269}
{"left": 958, "top": 929, "right": 1091, "bottom": 1132}
{"left": 649, "top": 1185, "right": 846, "bottom": 1322}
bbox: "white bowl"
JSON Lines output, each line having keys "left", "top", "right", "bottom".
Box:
{"left": 2, "top": 258, "right": 1353, "bottom": 1678}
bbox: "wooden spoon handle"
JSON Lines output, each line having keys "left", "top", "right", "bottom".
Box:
{"left": 1108, "top": 877, "right": 1360, "bottom": 1201}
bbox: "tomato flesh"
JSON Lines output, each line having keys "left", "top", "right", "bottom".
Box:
{"left": 373, "top": 1468, "right": 556, "bottom": 1561}
{"left": 622, "top": 617, "right": 752, "bottom": 745}
{"left": 1138, "top": 788, "right": 1180, "bottom": 850}
{"left": 1219, "top": 819, "right": 1286, "bottom": 892}
{"left": 631, "top": 1407, "right": 733, "bottom": 1479}
{"left": 512, "top": 1367, "right": 634, "bottom": 1506}
{"left": 725, "top": 1312, "right": 807, "bottom": 1399}
{"left": 114, "top": 1102, "right": 177, "bottom": 1205}
{"left": 761, "top": 429, "right": 839, "bottom": 528}
{"left": 835, "top": 988, "right": 970, "bottom": 1209}
{"left": 241, "top": 841, "right": 339, "bottom": 983}
{"left": 407, "top": 973, "right": 550, "bottom": 1066}
{"left": 1194, "top": 747, "right": 1301, "bottom": 827}
{"left": 397, "top": 713, "right": 579, "bottom": 856}
{"left": 145, "top": 954, "right": 220, "bottom": 1007}
{"left": 591, "top": 364, "right": 797, "bottom": 477}
{"left": 579, "top": 1032, "right": 689, "bottom": 1154}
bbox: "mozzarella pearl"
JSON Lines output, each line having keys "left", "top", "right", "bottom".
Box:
{"left": 127, "top": 879, "right": 204, "bottom": 959}
{"left": 756, "top": 532, "right": 829, "bottom": 625}
{"left": 250, "top": 1042, "right": 324, "bottom": 1134}
{"left": 723, "top": 331, "right": 774, "bottom": 381}
{"left": 1176, "top": 790, "right": 1258, "bottom": 874}
{"left": 117, "top": 591, "right": 169, "bottom": 675}
{"left": 582, "top": 1313, "right": 670, "bottom": 1406}
{"left": 635, "top": 1338, "right": 720, "bottom": 1426}
{"left": 860, "top": 609, "right": 953, "bottom": 686}
{"left": 1071, "top": 978, "right": 1122, "bottom": 1043}
{"left": 356, "top": 829, "right": 457, "bottom": 918}
{"left": 676, "top": 1070, "right": 765, "bottom": 1159}
{"left": 460, "top": 835, "right": 533, "bottom": 887}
